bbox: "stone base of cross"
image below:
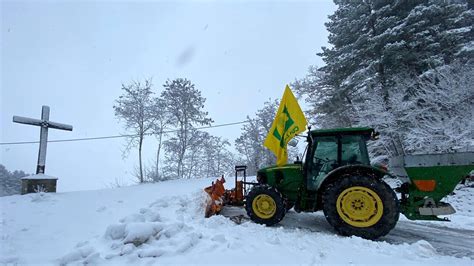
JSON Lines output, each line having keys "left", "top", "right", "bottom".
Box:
{"left": 13, "top": 105, "right": 73, "bottom": 194}
{"left": 21, "top": 174, "right": 58, "bottom": 194}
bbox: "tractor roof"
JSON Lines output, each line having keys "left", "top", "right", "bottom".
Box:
{"left": 310, "top": 127, "right": 374, "bottom": 137}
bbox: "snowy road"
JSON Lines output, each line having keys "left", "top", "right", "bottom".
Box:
{"left": 385, "top": 221, "right": 474, "bottom": 259}
{"left": 224, "top": 207, "right": 474, "bottom": 259}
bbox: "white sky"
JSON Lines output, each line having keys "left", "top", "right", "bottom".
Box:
{"left": 1, "top": 0, "right": 336, "bottom": 191}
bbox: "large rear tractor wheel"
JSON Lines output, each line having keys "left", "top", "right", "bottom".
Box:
{"left": 322, "top": 175, "right": 399, "bottom": 239}
{"left": 245, "top": 186, "right": 286, "bottom": 226}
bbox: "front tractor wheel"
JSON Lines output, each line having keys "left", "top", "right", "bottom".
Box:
{"left": 245, "top": 186, "right": 286, "bottom": 226}
{"left": 322, "top": 175, "right": 399, "bottom": 239}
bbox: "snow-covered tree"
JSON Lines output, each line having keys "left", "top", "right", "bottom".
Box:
{"left": 235, "top": 117, "right": 265, "bottom": 175}
{"left": 292, "top": 66, "right": 353, "bottom": 127}
{"left": 114, "top": 79, "right": 157, "bottom": 183}
{"left": 182, "top": 129, "right": 208, "bottom": 179}
{"left": 161, "top": 78, "right": 213, "bottom": 179}
{"left": 149, "top": 97, "right": 168, "bottom": 182}
{"left": 401, "top": 62, "right": 474, "bottom": 153}
{"left": 181, "top": 131, "right": 235, "bottom": 179}
{"left": 0, "top": 164, "right": 28, "bottom": 196}
{"left": 295, "top": 0, "right": 473, "bottom": 156}
{"left": 202, "top": 136, "right": 236, "bottom": 178}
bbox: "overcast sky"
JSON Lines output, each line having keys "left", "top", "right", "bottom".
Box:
{"left": 1, "top": 0, "right": 336, "bottom": 191}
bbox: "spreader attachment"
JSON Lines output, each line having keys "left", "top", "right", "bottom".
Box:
{"left": 390, "top": 152, "right": 474, "bottom": 221}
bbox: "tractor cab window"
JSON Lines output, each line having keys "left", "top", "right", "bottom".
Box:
{"left": 308, "top": 136, "right": 338, "bottom": 190}
{"left": 340, "top": 135, "right": 370, "bottom": 165}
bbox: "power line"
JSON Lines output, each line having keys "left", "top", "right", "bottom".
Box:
{"left": 0, "top": 120, "right": 251, "bottom": 146}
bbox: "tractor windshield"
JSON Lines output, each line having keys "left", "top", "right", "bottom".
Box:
{"left": 306, "top": 134, "right": 370, "bottom": 190}
{"left": 340, "top": 135, "right": 370, "bottom": 165}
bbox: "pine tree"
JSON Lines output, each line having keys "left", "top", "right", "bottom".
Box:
{"left": 295, "top": 0, "right": 473, "bottom": 155}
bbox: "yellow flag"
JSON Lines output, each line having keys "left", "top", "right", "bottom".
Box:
{"left": 264, "top": 85, "right": 307, "bottom": 166}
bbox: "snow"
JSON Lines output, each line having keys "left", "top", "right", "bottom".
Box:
{"left": 21, "top": 173, "right": 58, "bottom": 180}
{"left": 445, "top": 26, "right": 472, "bottom": 35}
{"left": 1, "top": 178, "right": 473, "bottom": 265}
{"left": 459, "top": 41, "right": 474, "bottom": 53}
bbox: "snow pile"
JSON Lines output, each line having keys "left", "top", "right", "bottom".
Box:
{"left": 0, "top": 178, "right": 211, "bottom": 265}
{"left": 57, "top": 192, "right": 209, "bottom": 265}
{"left": 1, "top": 178, "right": 473, "bottom": 265}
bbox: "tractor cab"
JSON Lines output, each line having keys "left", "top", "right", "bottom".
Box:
{"left": 305, "top": 127, "right": 374, "bottom": 190}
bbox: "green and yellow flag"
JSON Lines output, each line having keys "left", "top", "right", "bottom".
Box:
{"left": 264, "top": 85, "right": 307, "bottom": 166}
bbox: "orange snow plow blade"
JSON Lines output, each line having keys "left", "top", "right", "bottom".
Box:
{"left": 204, "top": 166, "right": 250, "bottom": 218}
{"left": 204, "top": 176, "right": 227, "bottom": 218}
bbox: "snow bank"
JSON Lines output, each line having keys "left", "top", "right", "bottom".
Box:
{"left": 1, "top": 178, "right": 473, "bottom": 265}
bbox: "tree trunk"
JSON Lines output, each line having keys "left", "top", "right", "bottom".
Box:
{"left": 187, "top": 150, "right": 196, "bottom": 179}
{"left": 177, "top": 147, "right": 185, "bottom": 179}
{"left": 138, "top": 136, "right": 144, "bottom": 183}
{"left": 156, "top": 131, "right": 163, "bottom": 181}
{"left": 216, "top": 150, "right": 220, "bottom": 174}
{"left": 177, "top": 124, "right": 186, "bottom": 179}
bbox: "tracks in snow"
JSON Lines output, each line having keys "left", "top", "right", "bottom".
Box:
{"left": 220, "top": 206, "right": 474, "bottom": 259}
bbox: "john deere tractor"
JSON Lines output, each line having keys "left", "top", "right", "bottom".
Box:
{"left": 204, "top": 127, "right": 473, "bottom": 239}
{"left": 245, "top": 127, "right": 398, "bottom": 239}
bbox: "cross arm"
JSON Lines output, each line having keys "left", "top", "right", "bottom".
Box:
{"left": 13, "top": 116, "right": 73, "bottom": 131}
{"left": 48, "top": 121, "right": 73, "bottom": 131}
{"left": 13, "top": 116, "right": 43, "bottom": 126}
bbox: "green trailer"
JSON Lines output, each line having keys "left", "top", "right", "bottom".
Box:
{"left": 389, "top": 152, "right": 474, "bottom": 221}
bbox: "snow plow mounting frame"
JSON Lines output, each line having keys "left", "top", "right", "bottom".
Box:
{"left": 204, "top": 165, "right": 258, "bottom": 218}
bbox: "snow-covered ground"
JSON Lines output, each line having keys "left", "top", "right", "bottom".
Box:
{"left": 1, "top": 178, "right": 473, "bottom": 265}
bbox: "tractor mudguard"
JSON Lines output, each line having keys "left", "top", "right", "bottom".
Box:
{"left": 316, "top": 164, "right": 387, "bottom": 192}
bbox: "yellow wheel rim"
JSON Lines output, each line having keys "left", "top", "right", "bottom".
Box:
{"left": 336, "top": 186, "right": 383, "bottom": 228}
{"left": 252, "top": 194, "right": 276, "bottom": 219}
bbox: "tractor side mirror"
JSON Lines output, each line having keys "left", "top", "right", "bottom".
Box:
{"left": 288, "top": 139, "right": 298, "bottom": 147}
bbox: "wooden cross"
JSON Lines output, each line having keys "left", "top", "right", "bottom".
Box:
{"left": 13, "top": 105, "right": 73, "bottom": 174}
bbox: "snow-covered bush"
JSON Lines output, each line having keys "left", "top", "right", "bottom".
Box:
{"left": 0, "top": 164, "right": 27, "bottom": 197}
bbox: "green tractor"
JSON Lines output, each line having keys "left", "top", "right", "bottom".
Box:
{"left": 204, "top": 127, "right": 473, "bottom": 239}
{"left": 246, "top": 127, "right": 398, "bottom": 239}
